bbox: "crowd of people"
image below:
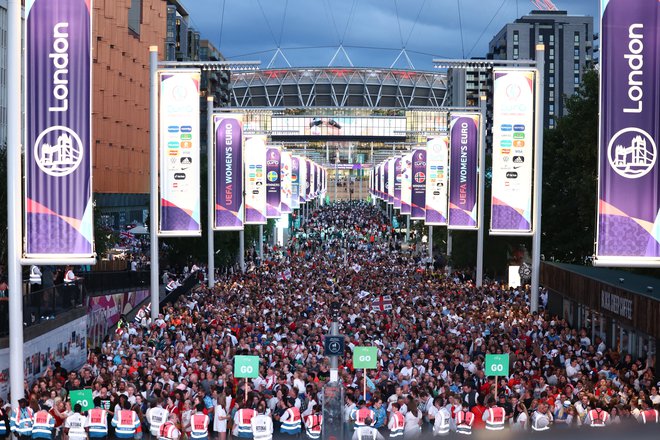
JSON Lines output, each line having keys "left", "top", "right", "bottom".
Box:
{"left": 2, "top": 201, "right": 659, "bottom": 440}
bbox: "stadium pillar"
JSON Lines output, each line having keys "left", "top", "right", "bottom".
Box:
{"left": 476, "top": 94, "right": 487, "bottom": 287}
{"left": 530, "top": 44, "right": 545, "bottom": 312}
{"left": 149, "top": 47, "right": 160, "bottom": 319}
{"left": 207, "top": 97, "right": 215, "bottom": 288}
{"left": 428, "top": 226, "right": 433, "bottom": 261}
{"left": 258, "top": 225, "right": 264, "bottom": 262}
{"left": 8, "top": 0, "right": 23, "bottom": 408}
{"left": 446, "top": 231, "right": 453, "bottom": 275}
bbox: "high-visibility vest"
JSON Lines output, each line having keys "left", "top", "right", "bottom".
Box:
{"left": 353, "top": 408, "right": 375, "bottom": 428}
{"left": 434, "top": 409, "right": 451, "bottom": 435}
{"left": 87, "top": 408, "right": 108, "bottom": 438}
{"left": 11, "top": 407, "right": 35, "bottom": 436}
{"left": 485, "top": 407, "right": 506, "bottom": 430}
{"left": 304, "top": 414, "right": 322, "bottom": 439}
{"left": 280, "top": 407, "right": 301, "bottom": 435}
{"left": 159, "top": 422, "right": 180, "bottom": 440}
{"left": 146, "top": 407, "right": 168, "bottom": 437}
{"left": 113, "top": 410, "right": 140, "bottom": 438}
{"left": 236, "top": 409, "right": 256, "bottom": 438}
{"left": 388, "top": 411, "right": 405, "bottom": 438}
{"left": 531, "top": 412, "right": 550, "bottom": 431}
{"left": 588, "top": 409, "right": 608, "bottom": 427}
{"left": 0, "top": 410, "right": 7, "bottom": 436}
{"left": 356, "top": 426, "right": 379, "bottom": 440}
{"left": 455, "top": 410, "right": 474, "bottom": 435}
{"left": 32, "top": 410, "right": 55, "bottom": 439}
{"left": 65, "top": 413, "right": 87, "bottom": 440}
{"left": 189, "top": 413, "right": 209, "bottom": 439}
{"left": 640, "top": 409, "right": 658, "bottom": 424}
{"left": 251, "top": 414, "right": 273, "bottom": 440}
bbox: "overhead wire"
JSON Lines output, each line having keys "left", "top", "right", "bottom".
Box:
{"left": 456, "top": 0, "right": 465, "bottom": 58}
{"left": 341, "top": 0, "right": 360, "bottom": 44}
{"left": 218, "top": 0, "right": 226, "bottom": 50}
{"left": 277, "top": 0, "right": 289, "bottom": 47}
{"left": 466, "top": 0, "right": 508, "bottom": 58}
{"left": 393, "top": 0, "right": 405, "bottom": 47}
{"left": 404, "top": 0, "right": 427, "bottom": 47}
{"left": 256, "top": 0, "right": 279, "bottom": 48}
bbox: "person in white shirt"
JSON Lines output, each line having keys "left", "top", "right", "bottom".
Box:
{"left": 64, "top": 404, "right": 88, "bottom": 440}
{"left": 213, "top": 398, "right": 230, "bottom": 440}
{"left": 250, "top": 403, "right": 273, "bottom": 440}
{"left": 430, "top": 398, "right": 450, "bottom": 436}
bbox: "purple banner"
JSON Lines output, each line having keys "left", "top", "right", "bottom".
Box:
{"left": 449, "top": 114, "right": 480, "bottom": 229}
{"left": 25, "top": 0, "right": 93, "bottom": 259}
{"left": 400, "top": 154, "right": 412, "bottom": 215}
{"left": 384, "top": 161, "right": 390, "bottom": 204}
{"left": 410, "top": 149, "right": 427, "bottom": 220}
{"left": 394, "top": 158, "right": 402, "bottom": 209}
{"left": 596, "top": 0, "right": 660, "bottom": 265}
{"left": 305, "top": 159, "right": 312, "bottom": 201}
{"left": 214, "top": 115, "right": 243, "bottom": 230}
{"left": 266, "top": 147, "right": 281, "bottom": 218}
{"left": 291, "top": 156, "right": 300, "bottom": 209}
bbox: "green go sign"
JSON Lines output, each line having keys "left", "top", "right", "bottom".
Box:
{"left": 234, "top": 355, "right": 260, "bottom": 378}
{"left": 485, "top": 354, "right": 509, "bottom": 376}
{"left": 69, "top": 389, "right": 94, "bottom": 411}
{"left": 353, "top": 347, "right": 378, "bottom": 369}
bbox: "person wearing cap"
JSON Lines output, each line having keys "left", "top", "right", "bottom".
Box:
{"left": 553, "top": 400, "right": 573, "bottom": 428}
{"left": 31, "top": 406, "right": 55, "bottom": 440}
{"left": 250, "top": 402, "right": 273, "bottom": 440}
{"left": 481, "top": 397, "right": 505, "bottom": 431}
{"left": 352, "top": 417, "right": 384, "bottom": 440}
{"left": 64, "top": 404, "right": 87, "bottom": 440}
{"left": 10, "top": 398, "right": 34, "bottom": 440}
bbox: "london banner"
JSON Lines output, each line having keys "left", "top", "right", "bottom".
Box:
{"left": 25, "top": 0, "right": 94, "bottom": 259}
{"left": 244, "top": 135, "right": 267, "bottom": 224}
{"left": 490, "top": 69, "right": 535, "bottom": 235}
{"left": 266, "top": 147, "right": 282, "bottom": 218}
{"left": 280, "top": 151, "right": 293, "bottom": 214}
{"left": 448, "top": 114, "right": 480, "bottom": 229}
{"left": 291, "top": 155, "right": 301, "bottom": 209}
{"left": 410, "top": 149, "right": 427, "bottom": 220}
{"left": 425, "top": 136, "right": 449, "bottom": 225}
{"left": 214, "top": 115, "right": 243, "bottom": 230}
{"left": 596, "top": 0, "right": 660, "bottom": 266}
{"left": 159, "top": 71, "right": 201, "bottom": 236}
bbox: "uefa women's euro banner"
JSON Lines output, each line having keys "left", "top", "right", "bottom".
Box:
{"left": 214, "top": 115, "right": 244, "bottom": 230}
{"left": 280, "top": 151, "right": 293, "bottom": 214}
{"left": 410, "top": 149, "right": 427, "bottom": 220}
{"left": 596, "top": 0, "right": 660, "bottom": 266}
{"left": 291, "top": 156, "right": 301, "bottom": 209}
{"left": 244, "top": 136, "right": 267, "bottom": 224}
{"left": 266, "top": 147, "right": 282, "bottom": 218}
{"left": 490, "top": 69, "right": 535, "bottom": 236}
{"left": 425, "top": 137, "right": 449, "bottom": 225}
{"left": 400, "top": 154, "right": 412, "bottom": 215}
{"left": 448, "top": 114, "right": 480, "bottom": 229}
{"left": 25, "top": 0, "right": 94, "bottom": 260}
{"left": 159, "top": 70, "right": 201, "bottom": 236}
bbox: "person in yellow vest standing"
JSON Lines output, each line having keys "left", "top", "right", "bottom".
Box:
{"left": 302, "top": 405, "right": 322, "bottom": 440}
{"left": 250, "top": 403, "right": 273, "bottom": 440}
{"left": 85, "top": 405, "right": 109, "bottom": 439}
{"left": 31, "top": 407, "right": 55, "bottom": 440}
{"left": 387, "top": 403, "right": 405, "bottom": 439}
{"left": 190, "top": 405, "right": 210, "bottom": 440}
{"left": 454, "top": 407, "right": 474, "bottom": 435}
{"left": 158, "top": 415, "right": 181, "bottom": 440}
{"left": 64, "top": 404, "right": 88, "bottom": 440}
{"left": 481, "top": 398, "right": 505, "bottom": 431}
{"left": 112, "top": 402, "right": 140, "bottom": 439}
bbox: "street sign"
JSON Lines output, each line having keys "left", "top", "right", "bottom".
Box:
{"left": 485, "top": 354, "right": 510, "bottom": 377}
{"left": 324, "top": 335, "right": 345, "bottom": 356}
{"left": 69, "top": 389, "right": 94, "bottom": 411}
{"left": 234, "top": 355, "right": 260, "bottom": 378}
{"left": 353, "top": 346, "right": 378, "bottom": 369}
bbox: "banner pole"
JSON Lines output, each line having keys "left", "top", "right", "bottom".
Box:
{"left": 245, "top": 377, "right": 248, "bottom": 403}
{"left": 530, "top": 44, "right": 546, "bottom": 312}
{"left": 207, "top": 97, "right": 215, "bottom": 288}
{"left": 149, "top": 46, "right": 160, "bottom": 320}
{"left": 363, "top": 369, "right": 367, "bottom": 401}
{"left": 239, "top": 230, "right": 245, "bottom": 273}
{"left": 8, "top": 0, "right": 23, "bottom": 409}
{"left": 259, "top": 225, "right": 264, "bottom": 262}
{"left": 476, "top": 94, "right": 487, "bottom": 287}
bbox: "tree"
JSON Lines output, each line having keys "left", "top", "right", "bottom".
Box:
{"left": 541, "top": 69, "right": 599, "bottom": 263}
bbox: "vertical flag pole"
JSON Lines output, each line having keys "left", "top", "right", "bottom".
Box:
{"left": 259, "top": 225, "right": 264, "bottom": 262}
{"left": 207, "top": 97, "right": 215, "bottom": 288}
{"left": 239, "top": 230, "right": 245, "bottom": 273}
{"left": 149, "top": 46, "right": 160, "bottom": 319}
{"left": 363, "top": 369, "right": 367, "bottom": 401}
{"left": 8, "top": 0, "right": 23, "bottom": 409}
{"left": 530, "top": 44, "right": 546, "bottom": 312}
{"left": 476, "top": 94, "right": 487, "bottom": 287}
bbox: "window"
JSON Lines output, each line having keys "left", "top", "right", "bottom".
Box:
{"left": 513, "top": 47, "right": 519, "bottom": 58}
{"left": 538, "top": 34, "right": 544, "bottom": 42}
{"left": 549, "top": 90, "right": 555, "bottom": 101}
{"left": 549, "top": 34, "right": 555, "bottom": 44}
{"left": 574, "top": 62, "right": 580, "bottom": 71}
{"left": 574, "top": 75, "right": 580, "bottom": 84}
{"left": 549, "top": 119, "right": 555, "bottom": 128}
{"left": 549, "top": 62, "right": 554, "bottom": 74}
{"left": 549, "top": 48, "right": 555, "bottom": 57}
{"left": 513, "top": 31, "right": 519, "bottom": 43}
{"left": 574, "top": 32, "right": 580, "bottom": 43}
{"left": 549, "top": 104, "right": 555, "bottom": 115}
{"left": 128, "top": 0, "right": 142, "bottom": 35}
{"left": 574, "top": 48, "right": 580, "bottom": 57}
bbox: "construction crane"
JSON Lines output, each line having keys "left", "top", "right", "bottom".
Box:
{"left": 531, "top": 0, "right": 558, "bottom": 11}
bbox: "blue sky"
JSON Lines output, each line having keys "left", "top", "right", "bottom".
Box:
{"left": 181, "top": 0, "right": 599, "bottom": 70}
